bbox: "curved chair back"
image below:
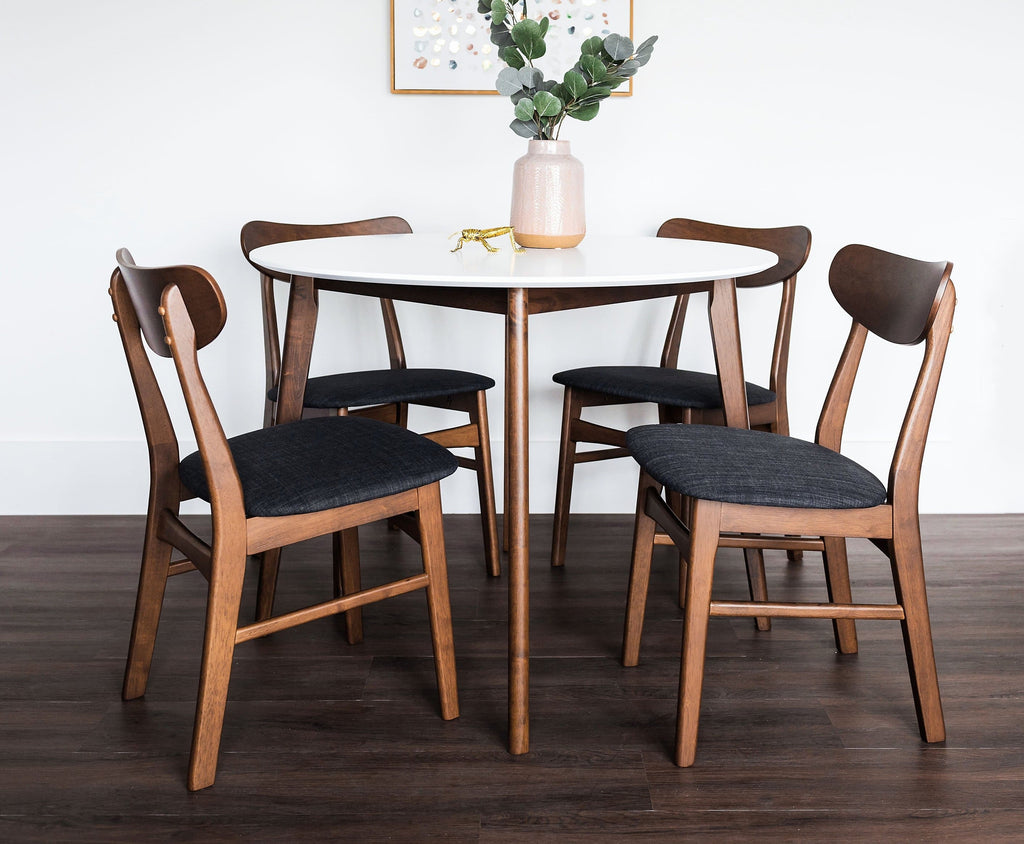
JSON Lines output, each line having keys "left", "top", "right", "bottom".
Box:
{"left": 240, "top": 217, "right": 414, "bottom": 426}
{"left": 830, "top": 244, "right": 952, "bottom": 345}
{"left": 657, "top": 218, "right": 812, "bottom": 289}
{"left": 111, "top": 250, "right": 238, "bottom": 515}
{"left": 656, "top": 219, "right": 812, "bottom": 409}
{"left": 240, "top": 216, "right": 413, "bottom": 281}
{"left": 115, "top": 248, "right": 226, "bottom": 357}
{"left": 817, "top": 245, "right": 956, "bottom": 502}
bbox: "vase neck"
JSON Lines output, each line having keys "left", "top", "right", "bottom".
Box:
{"left": 528, "top": 139, "right": 571, "bottom": 155}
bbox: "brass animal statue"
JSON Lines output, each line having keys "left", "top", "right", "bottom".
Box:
{"left": 449, "top": 227, "right": 525, "bottom": 253}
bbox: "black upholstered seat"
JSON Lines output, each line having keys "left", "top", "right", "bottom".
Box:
{"left": 553, "top": 366, "right": 775, "bottom": 409}
{"left": 626, "top": 423, "right": 887, "bottom": 510}
{"left": 180, "top": 416, "right": 458, "bottom": 518}
{"left": 268, "top": 368, "right": 495, "bottom": 409}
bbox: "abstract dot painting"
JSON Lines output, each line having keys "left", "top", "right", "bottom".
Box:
{"left": 391, "top": 0, "right": 633, "bottom": 93}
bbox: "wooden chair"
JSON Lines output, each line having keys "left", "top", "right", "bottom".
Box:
{"left": 550, "top": 219, "right": 812, "bottom": 623}
{"left": 110, "top": 249, "right": 459, "bottom": 791}
{"left": 622, "top": 244, "right": 955, "bottom": 767}
{"left": 241, "top": 217, "right": 500, "bottom": 601}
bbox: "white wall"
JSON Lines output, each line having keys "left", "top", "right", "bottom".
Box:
{"left": 1, "top": 0, "right": 1021, "bottom": 515}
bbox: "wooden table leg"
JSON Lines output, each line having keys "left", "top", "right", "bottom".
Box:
{"left": 707, "top": 277, "right": 750, "bottom": 430}
{"left": 506, "top": 288, "right": 530, "bottom": 755}
{"left": 276, "top": 275, "right": 318, "bottom": 425}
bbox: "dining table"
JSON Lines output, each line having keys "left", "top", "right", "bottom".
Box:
{"left": 246, "top": 231, "right": 778, "bottom": 755}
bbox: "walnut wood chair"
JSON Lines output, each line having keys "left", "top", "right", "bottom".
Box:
{"left": 110, "top": 249, "right": 459, "bottom": 791}
{"left": 241, "top": 217, "right": 501, "bottom": 603}
{"left": 550, "top": 219, "right": 812, "bottom": 623}
{"left": 622, "top": 244, "right": 955, "bottom": 767}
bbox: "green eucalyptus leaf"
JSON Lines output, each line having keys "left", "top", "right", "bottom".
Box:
{"left": 496, "top": 66, "right": 524, "bottom": 96}
{"left": 511, "top": 19, "right": 547, "bottom": 60}
{"left": 581, "top": 35, "right": 604, "bottom": 56}
{"left": 563, "top": 70, "right": 588, "bottom": 99}
{"left": 549, "top": 82, "right": 568, "bottom": 101}
{"left": 618, "top": 59, "right": 640, "bottom": 76}
{"left": 532, "top": 89, "right": 563, "bottom": 117}
{"left": 518, "top": 66, "right": 544, "bottom": 90}
{"left": 636, "top": 35, "right": 658, "bottom": 54}
{"left": 569, "top": 102, "right": 600, "bottom": 121}
{"left": 514, "top": 97, "right": 536, "bottom": 121}
{"left": 603, "top": 33, "right": 634, "bottom": 61}
{"left": 579, "top": 85, "right": 612, "bottom": 101}
{"left": 510, "top": 118, "right": 539, "bottom": 139}
{"left": 605, "top": 76, "right": 626, "bottom": 89}
{"left": 501, "top": 46, "right": 526, "bottom": 69}
{"left": 634, "top": 49, "right": 654, "bottom": 67}
{"left": 490, "top": 0, "right": 507, "bottom": 24}
{"left": 490, "top": 27, "right": 514, "bottom": 48}
{"left": 539, "top": 16, "right": 550, "bottom": 37}
{"left": 580, "top": 54, "right": 606, "bottom": 82}
{"left": 478, "top": 1, "right": 492, "bottom": 14}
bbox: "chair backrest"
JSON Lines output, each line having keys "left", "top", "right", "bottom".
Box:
{"left": 656, "top": 219, "right": 812, "bottom": 399}
{"left": 111, "top": 250, "right": 241, "bottom": 521}
{"left": 240, "top": 218, "right": 414, "bottom": 415}
{"left": 816, "top": 244, "right": 956, "bottom": 504}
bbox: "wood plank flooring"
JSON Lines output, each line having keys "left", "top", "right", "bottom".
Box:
{"left": 1, "top": 513, "right": 1022, "bottom": 841}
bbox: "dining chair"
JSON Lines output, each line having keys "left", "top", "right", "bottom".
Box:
{"left": 110, "top": 249, "right": 459, "bottom": 791}
{"left": 240, "top": 217, "right": 501, "bottom": 612}
{"left": 550, "top": 219, "right": 812, "bottom": 617}
{"left": 621, "top": 243, "right": 955, "bottom": 767}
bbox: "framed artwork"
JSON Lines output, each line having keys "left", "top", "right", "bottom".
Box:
{"left": 391, "top": 0, "right": 634, "bottom": 95}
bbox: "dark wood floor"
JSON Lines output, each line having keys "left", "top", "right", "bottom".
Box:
{"left": 1, "top": 513, "right": 1022, "bottom": 841}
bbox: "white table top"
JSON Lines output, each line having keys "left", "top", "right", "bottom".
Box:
{"left": 248, "top": 233, "right": 778, "bottom": 289}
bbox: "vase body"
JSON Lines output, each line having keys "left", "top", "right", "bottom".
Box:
{"left": 510, "top": 139, "right": 585, "bottom": 249}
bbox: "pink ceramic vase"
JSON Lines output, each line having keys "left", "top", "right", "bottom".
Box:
{"left": 510, "top": 139, "right": 585, "bottom": 249}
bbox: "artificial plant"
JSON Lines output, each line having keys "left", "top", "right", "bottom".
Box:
{"left": 482, "top": 0, "right": 657, "bottom": 140}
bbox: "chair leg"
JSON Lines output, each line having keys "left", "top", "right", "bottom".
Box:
{"left": 255, "top": 547, "right": 282, "bottom": 621}
{"left": 622, "top": 471, "right": 663, "bottom": 667}
{"left": 821, "top": 536, "right": 858, "bottom": 653}
{"left": 890, "top": 522, "right": 945, "bottom": 742}
{"left": 743, "top": 547, "right": 772, "bottom": 632}
{"left": 470, "top": 391, "right": 501, "bottom": 577}
{"left": 771, "top": 407, "right": 803, "bottom": 564}
{"left": 188, "top": 542, "right": 247, "bottom": 791}
{"left": 333, "top": 528, "right": 363, "bottom": 645}
{"left": 122, "top": 517, "right": 174, "bottom": 700}
{"left": 502, "top": 395, "right": 510, "bottom": 554}
{"left": 551, "top": 387, "right": 581, "bottom": 567}
{"left": 417, "top": 483, "right": 459, "bottom": 721}
{"left": 675, "top": 499, "right": 722, "bottom": 768}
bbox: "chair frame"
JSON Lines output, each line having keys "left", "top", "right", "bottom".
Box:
{"left": 241, "top": 218, "right": 500, "bottom": 618}
{"left": 551, "top": 219, "right": 811, "bottom": 571}
{"left": 111, "top": 252, "right": 458, "bottom": 791}
{"left": 622, "top": 245, "right": 955, "bottom": 767}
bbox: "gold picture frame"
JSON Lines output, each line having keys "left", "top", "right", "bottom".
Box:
{"left": 390, "top": 0, "right": 634, "bottom": 95}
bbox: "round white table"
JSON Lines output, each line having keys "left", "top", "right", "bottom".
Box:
{"left": 248, "top": 232, "right": 778, "bottom": 755}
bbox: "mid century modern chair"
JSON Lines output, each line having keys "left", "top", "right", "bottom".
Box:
{"left": 110, "top": 249, "right": 459, "bottom": 791}
{"left": 622, "top": 243, "right": 955, "bottom": 766}
{"left": 241, "top": 218, "right": 501, "bottom": 597}
{"left": 550, "top": 219, "right": 811, "bottom": 617}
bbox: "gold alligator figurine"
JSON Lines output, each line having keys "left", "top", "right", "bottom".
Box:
{"left": 449, "top": 226, "right": 525, "bottom": 253}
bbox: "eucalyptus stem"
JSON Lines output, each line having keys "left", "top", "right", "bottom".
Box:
{"left": 486, "top": 0, "right": 657, "bottom": 141}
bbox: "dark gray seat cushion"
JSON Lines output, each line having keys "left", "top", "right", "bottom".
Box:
{"left": 180, "top": 416, "right": 458, "bottom": 518}
{"left": 626, "top": 423, "right": 887, "bottom": 509}
{"left": 268, "top": 368, "right": 495, "bottom": 409}
{"left": 553, "top": 366, "right": 775, "bottom": 409}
